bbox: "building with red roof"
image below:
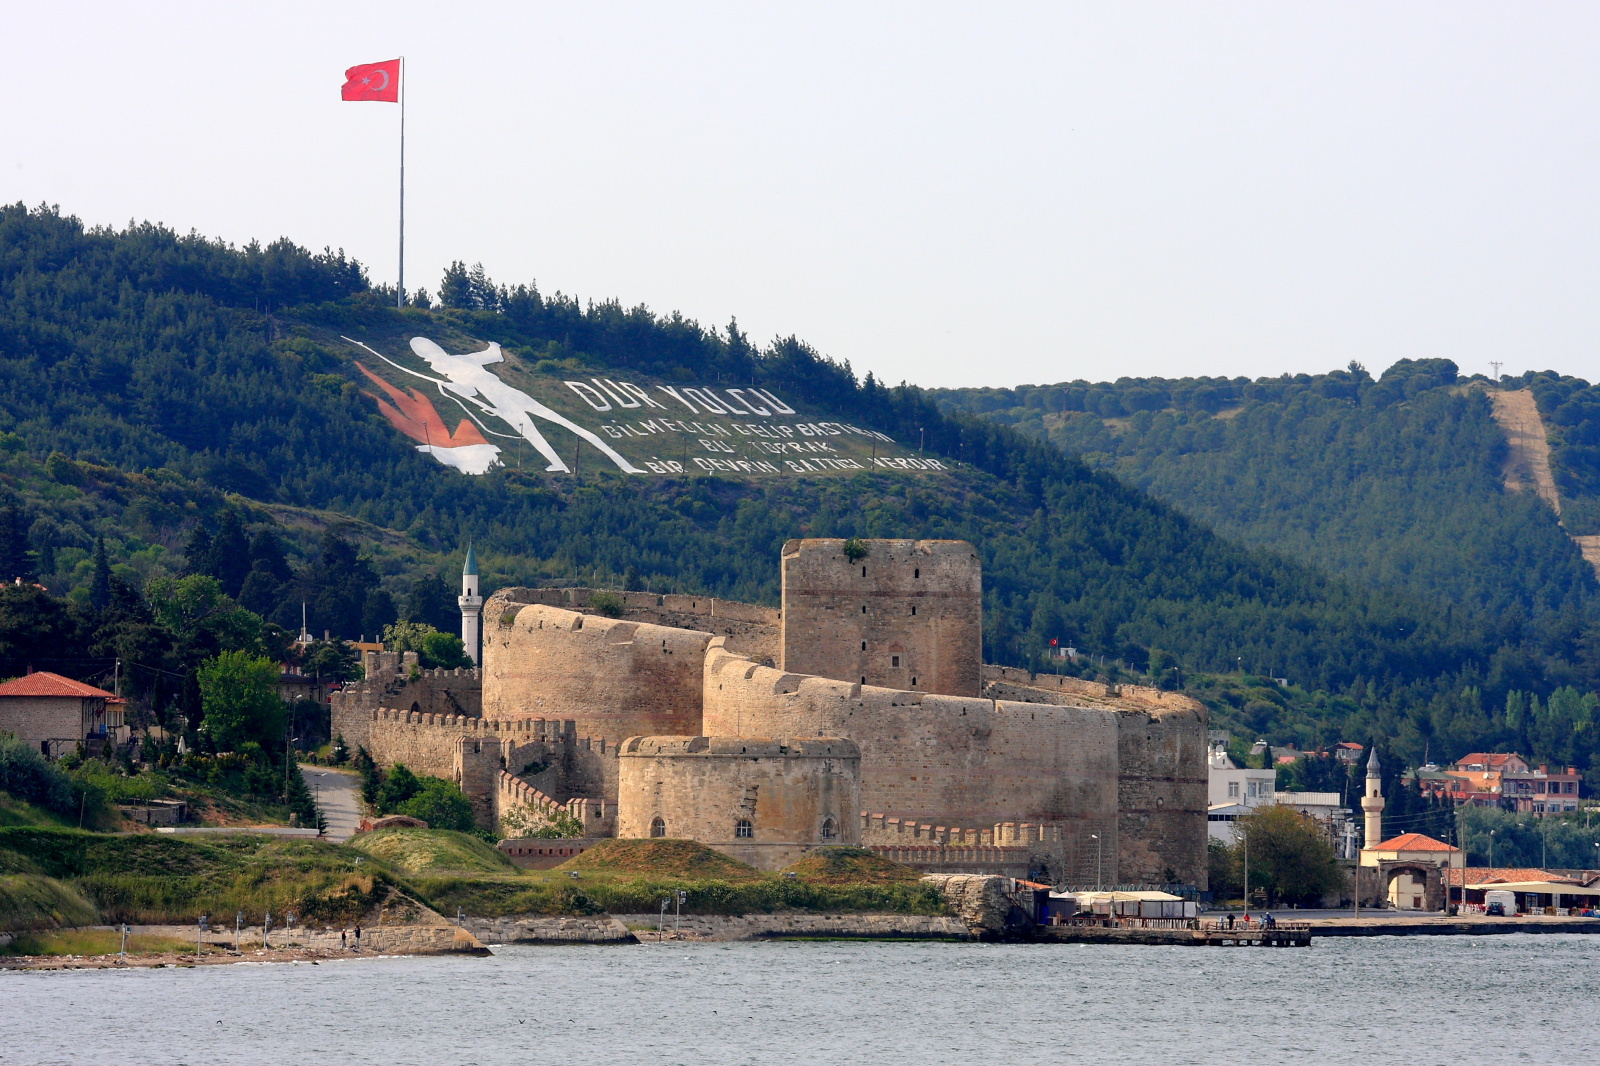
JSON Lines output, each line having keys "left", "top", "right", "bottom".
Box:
{"left": 0, "top": 671, "right": 126, "bottom": 758}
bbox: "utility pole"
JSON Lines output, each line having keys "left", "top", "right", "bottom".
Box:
{"left": 1490, "top": 360, "right": 1503, "bottom": 381}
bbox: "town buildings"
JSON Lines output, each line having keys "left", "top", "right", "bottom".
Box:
{"left": 1411, "top": 752, "right": 1583, "bottom": 814}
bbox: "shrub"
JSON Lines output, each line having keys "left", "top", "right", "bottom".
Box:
{"left": 394, "top": 782, "right": 475, "bottom": 833}
{"left": 0, "top": 734, "right": 75, "bottom": 815}
{"left": 589, "top": 591, "right": 625, "bottom": 618}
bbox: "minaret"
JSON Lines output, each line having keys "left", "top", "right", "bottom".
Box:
{"left": 1361, "top": 748, "right": 1385, "bottom": 848}
{"left": 459, "top": 542, "right": 483, "bottom": 667}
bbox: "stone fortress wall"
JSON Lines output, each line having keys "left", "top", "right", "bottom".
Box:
{"left": 616, "top": 736, "right": 861, "bottom": 869}
{"left": 330, "top": 650, "right": 482, "bottom": 756}
{"left": 348, "top": 540, "right": 1207, "bottom": 887}
{"left": 481, "top": 602, "right": 712, "bottom": 738}
{"left": 780, "top": 538, "right": 982, "bottom": 697}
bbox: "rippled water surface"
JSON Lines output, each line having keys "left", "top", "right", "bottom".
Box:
{"left": 3, "top": 935, "right": 1597, "bottom": 1064}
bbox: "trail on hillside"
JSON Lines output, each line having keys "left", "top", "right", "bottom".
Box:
{"left": 1488, "top": 389, "right": 1562, "bottom": 511}
{"left": 1486, "top": 389, "right": 1600, "bottom": 578}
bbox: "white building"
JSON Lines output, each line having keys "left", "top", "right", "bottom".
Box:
{"left": 1207, "top": 742, "right": 1356, "bottom": 855}
{"left": 1207, "top": 742, "right": 1277, "bottom": 843}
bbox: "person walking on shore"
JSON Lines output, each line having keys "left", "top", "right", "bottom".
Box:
{"left": 341, "top": 930, "right": 347, "bottom": 951}
{"left": 353, "top": 924, "right": 361, "bottom": 952}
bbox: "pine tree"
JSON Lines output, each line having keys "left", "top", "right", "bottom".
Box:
{"left": 210, "top": 510, "right": 251, "bottom": 598}
{"left": 183, "top": 523, "right": 214, "bottom": 577}
{"left": 89, "top": 537, "right": 112, "bottom": 610}
{"left": 0, "top": 504, "right": 34, "bottom": 583}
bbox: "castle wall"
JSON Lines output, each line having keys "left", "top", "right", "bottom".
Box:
{"left": 488, "top": 587, "right": 780, "bottom": 663}
{"left": 780, "top": 538, "right": 982, "bottom": 697}
{"left": 1116, "top": 707, "right": 1209, "bottom": 888}
{"left": 353, "top": 708, "right": 620, "bottom": 830}
{"left": 616, "top": 735, "right": 861, "bottom": 870}
{"left": 330, "top": 651, "right": 481, "bottom": 755}
{"left": 702, "top": 643, "right": 1120, "bottom": 834}
{"left": 481, "top": 601, "right": 711, "bottom": 739}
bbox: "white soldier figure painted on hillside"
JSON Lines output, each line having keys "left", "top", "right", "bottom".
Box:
{"left": 348, "top": 335, "right": 643, "bottom": 474}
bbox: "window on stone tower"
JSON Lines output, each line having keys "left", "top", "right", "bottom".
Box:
{"left": 650, "top": 817, "right": 665, "bottom": 838}
{"left": 821, "top": 817, "right": 837, "bottom": 841}
{"left": 891, "top": 655, "right": 900, "bottom": 667}
{"left": 735, "top": 819, "right": 753, "bottom": 839}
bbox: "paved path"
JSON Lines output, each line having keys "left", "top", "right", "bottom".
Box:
{"left": 300, "top": 764, "right": 361, "bottom": 842}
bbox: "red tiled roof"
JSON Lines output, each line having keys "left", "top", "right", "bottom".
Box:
{"left": 1444, "top": 867, "right": 1560, "bottom": 888}
{"left": 1372, "top": 832, "right": 1458, "bottom": 852}
{"left": 0, "top": 671, "right": 123, "bottom": 702}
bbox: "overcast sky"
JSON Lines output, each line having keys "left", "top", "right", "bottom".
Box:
{"left": 5, "top": 3, "right": 1598, "bottom": 388}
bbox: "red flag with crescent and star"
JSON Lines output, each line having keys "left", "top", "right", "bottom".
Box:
{"left": 341, "top": 60, "right": 400, "bottom": 102}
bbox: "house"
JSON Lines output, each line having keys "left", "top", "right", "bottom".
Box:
{"left": 0, "top": 671, "right": 127, "bottom": 757}
{"left": 1207, "top": 741, "right": 1277, "bottom": 842}
{"left": 1418, "top": 752, "right": 1582, "bottom": 815}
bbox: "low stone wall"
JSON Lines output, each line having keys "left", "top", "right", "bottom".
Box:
{"left": 463, "top": 915, "right": 638, "bottom": 944}
{"left": 609, "top": 912, "right": 973, "bottom": 941}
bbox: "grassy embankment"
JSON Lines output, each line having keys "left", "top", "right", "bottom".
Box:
{"left": 357, "top": 834, "right": 946, "bottom": 918}
{"left": 0, "top": 828, "right": 399, "bottom": 932}
{"left": 0, "top": 828, "right": 946, "bottom": 939}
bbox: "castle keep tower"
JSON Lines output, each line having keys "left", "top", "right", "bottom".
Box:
{"left": 779, "top": 539, "right": 982, "bottom": 697}
{"left": 1361, "top": 748, "right": 1385, "bottom": 847}
{"left": 459, "top": 543, "right": 483, "bottom": 666}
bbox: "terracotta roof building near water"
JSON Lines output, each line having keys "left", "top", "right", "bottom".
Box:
{"left": 0, "top": 671, "right": 123, "bottom": 701}
{"left": 1372, "top": 832, "right": 1458, "bottom": 852}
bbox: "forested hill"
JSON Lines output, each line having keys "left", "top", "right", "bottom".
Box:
{"left": 3, "top": 203, "right": 1600, "bottom": 785}
{"left": 934, "top": 363, "right": 1600, "bottom": 622}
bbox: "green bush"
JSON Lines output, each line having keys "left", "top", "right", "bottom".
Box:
{"left": 395, "top": 781, "right": 475, "bottom": 832}
{"left": 0, "top": 734, "right": 75, "bottom": 815}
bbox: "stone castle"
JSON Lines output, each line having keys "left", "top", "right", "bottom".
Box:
{"left": 333, "top": 538, "right": 1208, "bottom": 888}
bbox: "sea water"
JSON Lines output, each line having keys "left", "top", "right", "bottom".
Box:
{"left": 2, "top": 935, "right": 1595, "bottom": 1064}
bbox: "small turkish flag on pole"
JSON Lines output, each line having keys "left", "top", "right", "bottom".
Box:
{"left": 341, "top": 58, "right": 406, "bottom": 307}
{"left": 341, "top": 59, "right": 400, "bottom": 102}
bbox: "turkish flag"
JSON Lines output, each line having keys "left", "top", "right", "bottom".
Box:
{"left": 341, "top": 60, "right": 400, "bottom": 102}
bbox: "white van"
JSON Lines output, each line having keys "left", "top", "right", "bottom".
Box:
{"left": 1483, "top": 890, "right": 1517, "bottom": 916}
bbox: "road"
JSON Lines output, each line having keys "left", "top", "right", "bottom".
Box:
{"left": 300, "top": 764, "right": 362, "bottom": 842}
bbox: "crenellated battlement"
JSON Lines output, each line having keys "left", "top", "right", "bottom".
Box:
{"left": 367, "top": 707, "right": 581, "bottom": 739}
{"left": 495, "top": 770, "right": 614, "bottom": 836}
{"left": 859, "top": 812, "right": 1067, "bottom": 847}
{"left": 980, "top": 665, "right": 1200, "bottom": 714}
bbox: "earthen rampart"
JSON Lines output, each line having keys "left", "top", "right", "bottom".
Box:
{"left": 780, "top": 538, "right": 982, "bottom": 697}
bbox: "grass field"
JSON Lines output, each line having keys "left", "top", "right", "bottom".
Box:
{"left": 347, "top": 828, "right": 516, "bottom": 874}
{"left": 413, "top": 840, "right": 945, "bottom": 918}
{"left": 0, "top": 929, "right": 202, "bottom": 956}
{"left": 0, "top": 828, "right": 400, "bottom": 926}
{"left": 0, "top": 829, "right": 949, "bottom": 930}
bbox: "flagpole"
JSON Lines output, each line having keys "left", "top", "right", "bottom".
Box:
{"left": 398, "top": 56, "right": 405, "bottom": 310}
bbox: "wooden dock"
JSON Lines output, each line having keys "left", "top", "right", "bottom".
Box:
{"left": 1036, "top": 920, "right": 1311, "bottom": 947}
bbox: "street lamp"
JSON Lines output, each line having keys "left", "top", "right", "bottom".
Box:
{"left": 1489, "top": 829, "right": 1496, "bottom": 869}
{"left": 1090, "top": 834, "right": 1102, "bottom": 891}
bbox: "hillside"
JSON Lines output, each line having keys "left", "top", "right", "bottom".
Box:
{"left": 3, "top": 203, "right": 1600, "bottom": 785}
{"left": 934, "top": 362, "right": 1600, "bottom": 622}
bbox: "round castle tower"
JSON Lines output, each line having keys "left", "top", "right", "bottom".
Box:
{"left": 459, "top": 543, "right": 483, "bottom": 666}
